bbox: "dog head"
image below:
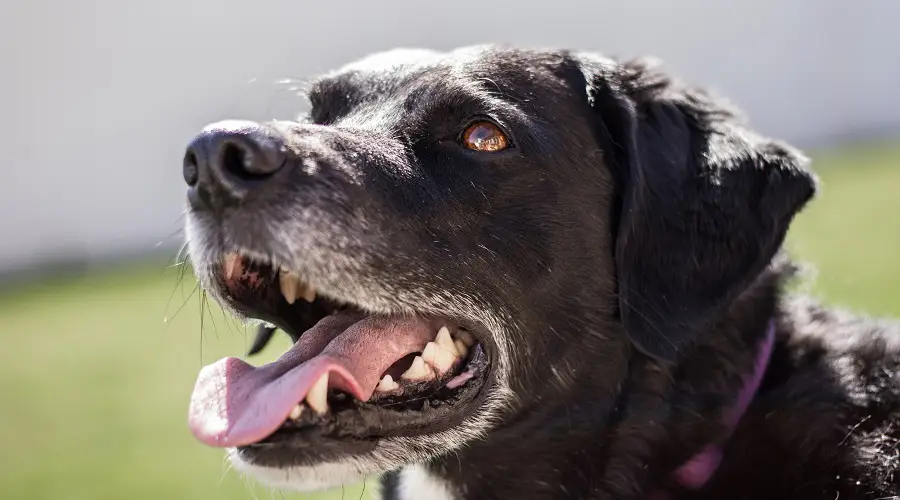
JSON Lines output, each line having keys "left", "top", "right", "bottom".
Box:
{"left": 181, "top": 45, "right": 816, "bottom": 490}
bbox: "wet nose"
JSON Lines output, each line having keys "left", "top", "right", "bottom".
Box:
{"left": 183, "top": 120, "right": 287, "bottom": 209}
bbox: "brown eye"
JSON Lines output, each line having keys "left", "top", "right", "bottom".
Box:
{"left": 461, "top": 121, "right": 510, "bottom": 152}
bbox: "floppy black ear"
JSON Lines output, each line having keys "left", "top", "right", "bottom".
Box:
{"left": 578, "top": 55, "right": 817, "bottom": 361}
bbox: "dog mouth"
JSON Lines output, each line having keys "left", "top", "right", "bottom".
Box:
{"left": 187, "top": 252, "right": 492, "bottom": 458}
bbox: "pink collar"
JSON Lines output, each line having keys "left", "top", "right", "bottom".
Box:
{"left": 651, "top": 320, "right": 776, "bottom": 498}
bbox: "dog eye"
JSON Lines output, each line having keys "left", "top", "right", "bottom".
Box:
{"left": 460, "top": 121, "right": 509, "bottom": 152}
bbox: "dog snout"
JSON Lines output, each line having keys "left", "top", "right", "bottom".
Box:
{"left": 183, "top": 120, "right": 287, "bottom": 210}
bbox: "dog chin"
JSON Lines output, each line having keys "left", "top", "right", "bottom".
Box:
{"left": 227, "top": 448, "right": 378, "bottom": 492}
{"left": 224, "top": 405, "right": 509, "bottom": 493}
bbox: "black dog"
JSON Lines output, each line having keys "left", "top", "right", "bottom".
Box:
{"left": 181, "top": 45, "right": 900, "bottom": 499}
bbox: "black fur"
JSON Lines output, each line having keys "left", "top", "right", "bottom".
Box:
{"left": 186, "top": 45, "right": 900, "bottom": 499}
{"left": 582, "top": 56, "right": 816, "bottom": 361}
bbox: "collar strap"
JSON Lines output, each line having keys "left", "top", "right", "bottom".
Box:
{"left": 653, "top": 320, "right": 776, "bottom": 497}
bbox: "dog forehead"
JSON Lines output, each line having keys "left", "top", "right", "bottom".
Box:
{"left": 330, "top": 45, "right": 519, "bottom": 77}
{"left": 311, "top": 46, "right": 552, "bottom": 103}
{"left": 310, "top": 52, "right": 444, "bottom": 106}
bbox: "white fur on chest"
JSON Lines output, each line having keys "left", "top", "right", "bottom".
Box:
{"left": 395, "top": 465, "right": 457, "bottom": 500}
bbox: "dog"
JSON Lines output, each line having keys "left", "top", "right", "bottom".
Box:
{"left": 180, "top": 45, "right": 900, "bottom": 499}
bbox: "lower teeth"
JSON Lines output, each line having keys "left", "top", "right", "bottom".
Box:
{"left": 283, "top": 342, "right": 480, "bottom": 424}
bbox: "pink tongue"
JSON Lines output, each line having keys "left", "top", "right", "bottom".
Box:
{"left": 188, "top": 312, "right": 436, "bottom": 447}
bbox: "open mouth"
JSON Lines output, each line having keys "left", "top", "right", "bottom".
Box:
{"left": 188, "top": 253, "right": 492, "bottom": 458}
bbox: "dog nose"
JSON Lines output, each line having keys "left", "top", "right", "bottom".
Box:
{"left": 183, "top": 120, "right": 287, "bottom": 209}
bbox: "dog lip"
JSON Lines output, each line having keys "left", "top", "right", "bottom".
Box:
{"left": 235, "top": 343, "right": 493, "bottom": 468}
{"left": 212, "top": 250, "right": 494, "bottom": 351}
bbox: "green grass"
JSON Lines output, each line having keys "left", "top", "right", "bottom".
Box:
{"left": 1, "top": 140, "right": 898, "bottom": 500}
{"left": 784, "top": 139, "right": 900, "bottom": 316}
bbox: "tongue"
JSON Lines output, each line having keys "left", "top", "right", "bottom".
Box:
{"left": 188, "top": 312, "right": 437, "bottom": 447}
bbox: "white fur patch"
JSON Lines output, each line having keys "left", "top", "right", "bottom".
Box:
{"left": 398, "top": 465, "right": 457, "bottom": 500}
{"left": 228, "top": 449, "right": 369, "bottom": 491}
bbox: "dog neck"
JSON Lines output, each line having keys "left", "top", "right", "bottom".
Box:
{"left": 648, "top": 320, "right": 776, "bottom": 499}
{"left": 386, "top": 270, "right": 785, "bottom": 500}
{"left": 386, "top": 325, "right": 778, "bottom": 500}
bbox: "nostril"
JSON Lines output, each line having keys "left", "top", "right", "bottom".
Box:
{"left": 221, "top": 141, "right": 263, "bottom": 182}
{"left": 216, "top": 130, "right": 286, "bottom": 182}
{"left": 183, "top": 150, "right": 199, "bottom": 186}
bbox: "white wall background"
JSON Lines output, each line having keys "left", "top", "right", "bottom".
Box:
{"left": 3, "top": 0, "right": 900, "bottom": 273}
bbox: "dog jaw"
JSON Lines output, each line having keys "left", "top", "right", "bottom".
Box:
{"left": 225, "top": 378, "right": 512, "bottom": 492}
{"left": 227, "top": 449, "right": 374, "bottom": 492}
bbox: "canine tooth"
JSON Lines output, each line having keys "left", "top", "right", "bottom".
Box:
{"left": 435, "top": 326, "right": 459, "bottom": 355}
{"left": 279, "top": 270, "right": 300, "bottom": 304}
{"left": 223, "top": 253, "right": 240, "bottom": 280}
{"left": 300, "top": 285, "right": 317, "bottom": 303}
{"left": 401, "top": 356, "right": 431, "bottom": 380}
{"left": 376, "top": 374, "right": 399, "bottom": 392}
{"left": 454, "top": 340, "right": 468, "bottom": 357}
{"left": 422, "top": 342, "right": 436, "bottom": 363}
{"left": 456, "top": 330, "right": 475, "bottom": 347}
{"left": 305, "top": 373, "right": 329, "bottom": 415}
{"left": 422, "top": 341, "right": 456, "bottom": 373}
{"left": 289, "top": 404, "right": 304, "bottom": 420}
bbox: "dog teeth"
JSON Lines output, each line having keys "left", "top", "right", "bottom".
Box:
{"left": 454, "top": 339, "right": 468, "bottom": 357}
{"left": 279, "top": 267, "right": 316, "bottom": 304}
{"left": 401, "top": 356, "right": 431, "bottom": 380}
{"left": 376, "top": 374, "right": 399, "bottom": 392}
{"left": 435, "top": 326, "right": 459, "bottom": 356}
{"left": 289, "top": 404, "right": 304, "bottom": 420}
{"left": 305, "top": 373, "right": 329, "bottom": 415}
{"left": 279, "top": 269, "right": 301, "bottom": 304}
{"left": 223, "top": 253, "right": 241, "bottom": 280}
{"left": 422, "top": 341, "right": 456, "bottom": 373}
{"left": 456, "top": 330, "right": 475, "bottom": 347}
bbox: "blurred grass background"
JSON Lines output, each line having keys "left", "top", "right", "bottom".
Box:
{"left": 1, "top": 140, "right": 898, "bottom": 500}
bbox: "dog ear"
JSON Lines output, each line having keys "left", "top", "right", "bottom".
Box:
{"left": 577, "top": 55, "right": 817, "bottom": 361}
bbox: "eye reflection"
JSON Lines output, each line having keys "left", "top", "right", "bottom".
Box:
{"left": 461, "top": 121, "right": 509, "bottom": 152}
